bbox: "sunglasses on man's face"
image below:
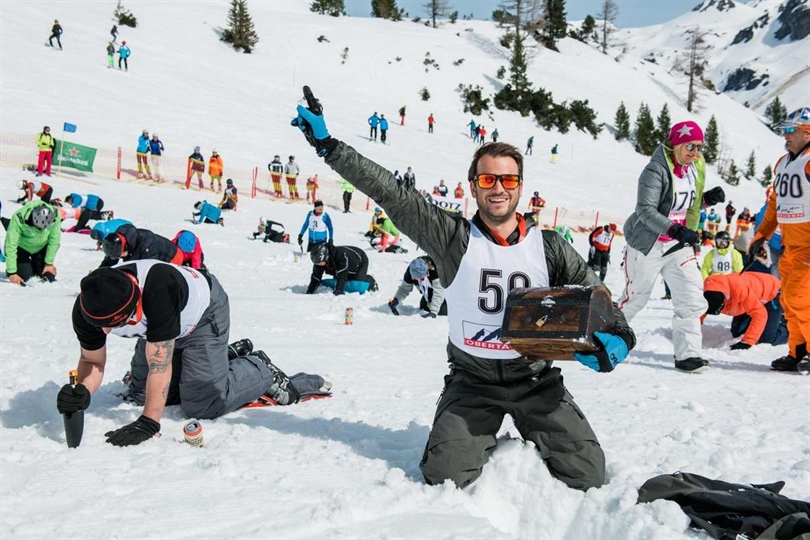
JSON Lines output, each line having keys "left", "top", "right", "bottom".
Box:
{"left": 474, "top": 174, "right": 521, "bottom": 189}
{"left": 685, "top": 143, "right": 703, "bottom": 152}
{"left": 780, "top": 126, "right": 798, "bottom": 135}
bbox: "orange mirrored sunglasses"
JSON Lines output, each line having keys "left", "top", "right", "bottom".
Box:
{"left": 474, "top": 174, "right": 521, "bottom": 189}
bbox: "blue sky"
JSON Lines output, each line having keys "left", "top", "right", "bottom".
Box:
{"left": 344, "top": 0, "right": 704, "bottom": 28}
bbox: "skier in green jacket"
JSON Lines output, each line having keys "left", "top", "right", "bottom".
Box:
{"left": 2, "top": 201, "right": 61, "bottom": 285}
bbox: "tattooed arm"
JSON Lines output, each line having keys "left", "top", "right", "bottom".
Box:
{"left": 76, "top": 346, "right": 107, "bottom": 393}
{"left": 142, "top": 339, "right": 175, "bottom": 422}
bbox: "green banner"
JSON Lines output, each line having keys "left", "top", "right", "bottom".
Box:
{"left": 54, "top": 139, "right": 97, "bottom": 172}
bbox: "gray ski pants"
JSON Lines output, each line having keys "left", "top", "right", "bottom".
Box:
{"left": 419, "top": 367, "right": 605, "bottom": 491}
{"left": 127, "top": 274, "right": 273, "bottom": 419}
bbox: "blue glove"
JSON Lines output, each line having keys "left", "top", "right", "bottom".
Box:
{"left": 291, "top": 86, "right": 338, "bottom": 157}
{"left": 574, "top": 332, "right": 629, "bottom": 373}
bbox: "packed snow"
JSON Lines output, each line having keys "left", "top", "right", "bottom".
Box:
{"left": 0, "top": 1, "right": 807, "bottom": 539}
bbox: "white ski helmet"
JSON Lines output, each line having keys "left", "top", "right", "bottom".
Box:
{"left": 779, "top": 107, "right": 810, "bottom": 130}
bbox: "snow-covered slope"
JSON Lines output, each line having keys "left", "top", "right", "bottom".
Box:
{"left": 616, "top": 0, "right": 810, "bottom": 113}
{"left": 1, "top": 2, "right": 807, "bottom": 539}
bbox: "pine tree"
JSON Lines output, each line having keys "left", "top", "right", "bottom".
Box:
{"left": 597, "top": 0, "right": 618, "bottom": 54}
{"left": 764, "top": 97, "right": 787, "bottom": 131}
{"left": 761, "top": 165, "right": 773, "bottom": 187}
{"left": 310, "top": 0, "right": 345, "bottom": 16}
{"left": 222, "top": 0, "right": 259, "bottom": 53}
{"left": 655, "top": 103, "right": 671, "bottom": 144}
{"left": 614, "top": 102, "right": 630, "bottom": 141}
{"left": 541, "top": 0, "right": 567, "bottom": 50}
{"left": 424, "top": 0, "right": 451, "bottom": 28}
{"left": 703, "top": 115, "right": 719, "bottom": 164}
{"left": 744, "top": 151, "right": 756, "bottom": 180}
{"left": 683, "top": 27, "right": 707, "bottom": 112}
{"left": 725, "top": 160, "right": 740, "bottom": 186}
{"left": 571, "top": 14, "right": 595, "bottom": 42}
{"left": 372, "top": 0, "right": 402, "bottom": 20}
{"left": 634, "top": 103, "right": 657, "bottom": 155}
{"left": 113, "top": 0, "right": 137, "bottom": 27}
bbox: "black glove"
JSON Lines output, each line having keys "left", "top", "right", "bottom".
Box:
{"left": 730, "top": 341, "right": 751, "bottom": 351}
{"left": 297, "top": 235, "right": 303, "bottom": 246}
{"left": 105, "top": 415, "right": 161, "bottom": 447}
{"left": 420, "top": 311, "right": 437, "bottom": 319}
{"left": 702, "top": 186, "right": 726, "bottom": 207}
{"left": 748, "top": 237, "right": 766, "bottom": 261}
{"left": 57, "top": 383, "right": 91, "bottom": 414}
{"left": 667, "top": 223, "right": 699, "bottom": 246}
{"left": 388, "top": 298, "right": 400, "bottom": 316}
{"left": 291, "top": 86, "right": 340, "bottom": 158}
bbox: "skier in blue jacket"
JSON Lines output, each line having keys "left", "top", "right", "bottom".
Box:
{"left": 297, "top": 199, "right": 334, "bottom": 252}
{"left": 193, "top": 201, "right": 223, "bottom": 225}
{"left": 380, "top": 114, "right": 389, "bottom": 145}
{"left": 368, "top": 112, "right": 380, "bottom": 142}
{"left": 136, "top": 129, "right": 151, "bottom": 179}
{"left": 63, "top": 193, "right": 108, "bottom": 232}
{"left": 118, "top": 40, "right": 130, "bottom": 71}
{"left": 148, "top": 133, "right": 165, "bottom": 181}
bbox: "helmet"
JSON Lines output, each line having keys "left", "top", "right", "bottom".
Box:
{"left": 274, "top": 155, "right": 280, "bottom": 159}
{"left": 374, "top": 207, "right": 381, "bottom": 213}
{"left": 715, "top": 231, "right": 731, "bottom": 248}
{"left": 212, "top": 148, "right": 218, "bottom": 153}
{"left": 782, "top": 107, "right": 810, "bottom": 127}
{"left": 103, "top": 233, "right": 127, "bottom": 259}
{"left": 226, "top": 178, "right": 233, "bottom": 185}
{"left": 289, "top": 155, "right": 295, "bottom": 160}
{"left": 409, "top": 258, "right": 429, "bottom": 280}
{"left": 176, "top": 231, "right": 196, "bottom": 253}
{"left": 152, "top": 133, "right": 158, "bottom": 138}
{"left": 533, "top": 191, "right": 539, "bottom": 196}
{"left": 142, "top": 129, "right": 148, "bottom": 134}
{"left": 310, "top": 242, "right": 330, "bottom": 264}
{"left": 20, "top": 179, "right": 28, "bottom": 190}
{"left": 30, "top": 205, "right": 54, "bottom": 229}
{"left": 194, "top": 145, "right": 200, "bottom": 152}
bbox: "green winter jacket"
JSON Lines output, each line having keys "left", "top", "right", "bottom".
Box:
{"left": 375, "top": 217, "right": 400, "bottom": 236}
{"left": 4, "top": 201, "right": 62, "bottom": 274}
{"left": 325, "top": 141, "right": 635, "bottom": 382}
{"left": 338, "top": 178, "right": 355, "bottom": 194}
{"left": 624, "top": 144, "right": 706, "bottom": 256}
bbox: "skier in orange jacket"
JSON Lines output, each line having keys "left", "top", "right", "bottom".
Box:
{"left": 750, "top": 107, "right": 810, "bottom": 373}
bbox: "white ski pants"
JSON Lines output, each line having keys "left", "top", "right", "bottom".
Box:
{"left": 618, "top": 242, "right": 706, "bottom": 361}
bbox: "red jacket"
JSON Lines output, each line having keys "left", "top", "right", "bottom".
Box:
{"left": 171, "top": 231, "right": 204, "bottom": 269}
{"left": 703, "top": 273, "right": 781, "bottom": 345}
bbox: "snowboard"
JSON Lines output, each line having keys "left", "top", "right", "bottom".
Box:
{"left": 239, "top": 393, "right": 332, "bottom": 409}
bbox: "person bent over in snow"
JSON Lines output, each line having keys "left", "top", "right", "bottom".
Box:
{"left": 306, "top": 242, "right": 377, "bottom": 295}
{"left": 57, "top": 264, "right": 332, "bottom": 446}
{"left": 387, "top": 256, "right": 447, "bottom": 318}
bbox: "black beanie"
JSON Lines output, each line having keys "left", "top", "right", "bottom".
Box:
{"left": 703, "top": 290, "right": 726, "bottom": 316}
{"left": 79, "top": 268, "right": 140, "bottom": 327}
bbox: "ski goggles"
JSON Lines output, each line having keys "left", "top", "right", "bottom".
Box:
{"left": 474, "top": 174, "right": 521, "bottom": 189}
{"left": 684, "top": 143, "right": 704, "bottom": 152}
{"left": 715, "top": 238, "right": 730, "bottom": 248}
{"left": 779, "top": 126, "right": 798, "bottom": 135}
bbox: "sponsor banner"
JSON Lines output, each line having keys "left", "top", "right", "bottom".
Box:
{"left": 54, "top": 139, "right": 97, "bottom": 172}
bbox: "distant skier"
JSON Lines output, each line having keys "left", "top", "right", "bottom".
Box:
{"left": 48, "top": 19, "right": 63, "bottom": 49}
{"left": 110, "top": 24, "right": 118, "bottom": 42}
{"left": 187, "top": 146, "right": 205, "bottom": 190}
{"left": 305, "top": 173, "right": 319, "bottom": 203}
{"left": 550, "top": 143, "right": 558, "bottom": 163}
{"left": 18, "top": 179, "right": 53, "bottom": 204}
{"left": 268, "top": 155, "right": 285, "bottom": 198}
{"left": 106, "top": 41, "right": 115, "bottom": 69}
{"left": 491, "top": 128, "right": 499, "bottom": 143}
{"left": 387, "top": 256, "right": 447, "bottom": 317}
{"left": 208, "top": 149, "right": 223, "bottom": 193}
{"left": 402, "top": 166, "right": 416, "bottom": 190}
{"left": 427, "top": 113, "right": 435, "bottom": 134}
{"left": 136, "top": 129, "right": 151, "bottom": 179}
{"left": 297, "top": 199, "right": 333, "bottom": 253}
{"left": 253, "top": 217, "right": 289, "bottom": 243}
{"left": 588, "top": 223, "right": 617, "bottom": 281}
{"left": 219, "top": 179, "right": 238, "bottom": 210}
{"left": 284, "top": 155, "right": 300, "bottom": 200}
{"left": 193, "top": 201, "right": 224, "bottom": 225}
{"left": 368, "top": 112, "right": 380, "bottom": 141}
{"left": 399, "top": 105, "right": 406, "bottom": 126}
{"left": 380, "top": 114, "right": 389, "bottom": 144}
{"left": 525, "top": 136, "right": 534, "bottom": 155}
{"left": 35, "top": 126, "right": 55, "bottom": 177}
{"left": 339, "top": 178, "right": 355, "bottom": 213}
{"left": 454, "top": 182, "right": 464, "bottom": 199}
{"left": 724, "top": 201, "right": 736, "bottom": 232}
{"left": 467, "top": 119, "right": 477, "bottom": 139}
{"left": 148, "top": 133, "right": 164, "bottom": 181}
{"left": 118, "top": 40, "right": 130, "bottom": 71}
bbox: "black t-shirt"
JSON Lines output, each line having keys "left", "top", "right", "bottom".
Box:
{"left": 72, "top": 264, "right": 190, "bottom": 350}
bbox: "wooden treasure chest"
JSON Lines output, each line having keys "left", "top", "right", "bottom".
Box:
{"left": 500, "top": 286, "right": 615, "bottom": 361}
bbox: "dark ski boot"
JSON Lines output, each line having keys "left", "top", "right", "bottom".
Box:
{"left": 675, "top": 357, "right": 709, "bottom": 373}
{"left": 228, "top": 338, "right": 253, "bottom": 360}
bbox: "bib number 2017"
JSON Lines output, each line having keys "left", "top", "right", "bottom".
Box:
{"left": 478, "top": 269, "right": 531, "bottom": 314}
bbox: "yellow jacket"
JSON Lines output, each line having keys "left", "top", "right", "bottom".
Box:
{"left": 36, "top": 133, "right": 54, "bottom": 151}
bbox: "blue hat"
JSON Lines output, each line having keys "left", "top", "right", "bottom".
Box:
{"left": 177, "top": 231, "right": 196, "bottom": 253}
{"left": 409, "top": 258, "right": 429, "bottom": 280}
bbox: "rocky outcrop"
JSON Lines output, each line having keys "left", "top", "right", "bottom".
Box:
{"left": 694, "top": 0, "right": 737, "bottom": 13}
{"left": 775, "top": 0, "right": 810, "bottom": 41}
{"left": 731, "top": 13, "right": 769, "bottom": 44}
{"left": 722, "top": 68, "right": 770, "bottom": 91}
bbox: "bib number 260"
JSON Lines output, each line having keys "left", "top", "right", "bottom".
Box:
{"left": 478, "top": 269, "right": 531, "bottom": 314}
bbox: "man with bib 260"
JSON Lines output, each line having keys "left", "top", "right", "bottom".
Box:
{"left": 750, "top": 107, "right": 810, "bottom": 374}
{"left": 291, "top": 85, "right": 637, "bottom": 491}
